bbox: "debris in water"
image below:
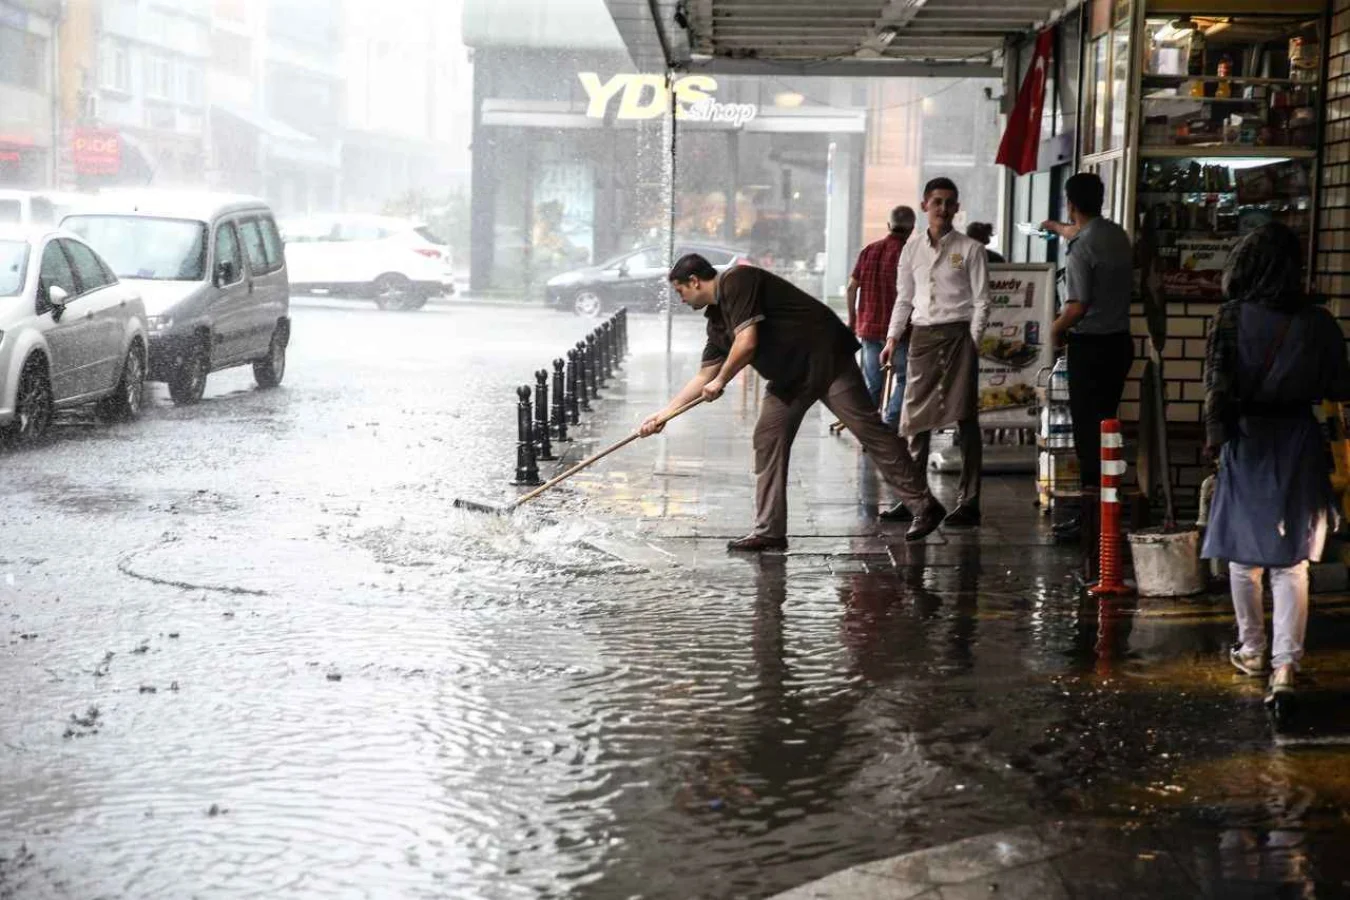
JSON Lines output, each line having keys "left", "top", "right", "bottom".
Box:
{"left": 327, "top": 672, "right": 342, "bottom": 682}
{"left": 139, "top": 685, "right": 157, "bottom": 694}
{"left": 132, "top": 640, "right": 150, "bottom": 654}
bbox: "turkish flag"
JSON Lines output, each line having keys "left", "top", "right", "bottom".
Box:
{"left": 996, "top": 28, "right": 1054, "bottom": 176}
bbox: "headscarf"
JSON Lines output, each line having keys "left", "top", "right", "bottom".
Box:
{"left": 1221, "top": 222, "right": 1308, "bottom": 312}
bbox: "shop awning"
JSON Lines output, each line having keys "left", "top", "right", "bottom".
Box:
{"left": 604, "top": 0, "right": 1075, "bottom": 77}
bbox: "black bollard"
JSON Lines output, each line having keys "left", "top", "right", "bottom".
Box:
{"left": 588, "top": 333, "right": 603, "bottom": 392}
{"left": 551, "top": 358, "right": 569, "bottom": 442}
{"left": 566, "top": 349, "right": 581, "bottom": 424}
{"left": 534, "top": 370, "right": 556, "bottom": 461}
{"left": 575, "top": 341, "right": 592, "bottom": 411}
{"left": 513, "top": 385, "right": 541, "bottom": 486}
{"left": 620, "top": 308, "right": 629, "bottom": 357}
{"left": 601, "top": 321, "right": 615, "bottom": 379}
{"left": 610, "top": 316, "right": 622, "bottom": 369}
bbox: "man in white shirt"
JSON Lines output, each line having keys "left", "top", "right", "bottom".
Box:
{"left": 879, "top": 177, "right": 992, "bottom": 527}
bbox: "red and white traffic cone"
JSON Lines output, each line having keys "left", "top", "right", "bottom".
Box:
{"left": 1089, "top": 419, "right": 1132, "bottom": 596}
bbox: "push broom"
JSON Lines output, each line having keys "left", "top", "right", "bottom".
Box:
{"left": 453, "top": 397, "right": 706, "bottom": 515}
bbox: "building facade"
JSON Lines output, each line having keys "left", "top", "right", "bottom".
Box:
{"left": 0, "top": 0, "right": 63, "bottom": 188}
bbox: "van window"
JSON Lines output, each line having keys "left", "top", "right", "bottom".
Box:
{"left": 62, "top": 240, "right": 115, "bottom": 293}
{"left": 215, "top": 222, "right": 244, "bottom": 283}
{"left": 0, "top": 200, "right": 20, "bottom": 224}
{"left": 259, "top": 217, "right": 284, "bottom": 269}
{"left": 238, "top": 218, "right": 268, "bottom": 275}
{"left": 30, "top": 196, "right": 55, "bottom": 226}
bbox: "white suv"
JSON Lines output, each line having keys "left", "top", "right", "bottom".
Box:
{"left": 0, "top": 226, "right": 149, "bottom": 446}
{"left": 281, "top": 214, "right": 455, "bottom": 311}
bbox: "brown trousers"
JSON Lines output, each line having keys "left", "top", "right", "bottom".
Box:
{"left": 752, "top": 360, "right": 934, "bottom": 539}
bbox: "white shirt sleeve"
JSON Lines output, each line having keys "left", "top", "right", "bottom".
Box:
{"left": 888, "top": 241, "right": 915, "bottom": 341}
{"left": 968, "top": 242, "right": 992, "bottom": 346}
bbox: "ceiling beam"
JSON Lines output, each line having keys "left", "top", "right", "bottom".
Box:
{"left": 679, "top": 55, "right": 1002, "bottom": 78}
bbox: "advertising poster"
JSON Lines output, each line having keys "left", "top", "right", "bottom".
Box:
{"left": 978, "top": 264, "right": 1056, "bottom": 428}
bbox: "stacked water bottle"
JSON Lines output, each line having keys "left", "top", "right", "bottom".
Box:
{"left": 1036, "top": 355, "right": 1079, "bottom": 511}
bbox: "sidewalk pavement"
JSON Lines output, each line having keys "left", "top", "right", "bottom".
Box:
{"left": 517, "top": 317, "right": 1350, "bottom": 899}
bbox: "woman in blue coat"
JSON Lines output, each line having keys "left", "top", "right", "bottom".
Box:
{"left": 1202, "top": 223, "right": 1350, "bottom": 704}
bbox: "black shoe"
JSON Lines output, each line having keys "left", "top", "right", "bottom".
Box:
{"left": 727, "top": 534, "right": 788, "bottom": 553}
{"left": 942, "top": 505, "right": 981, "bottom": 528}
{"left": 879, "top": 501, "right": 914, "bottom": 522}
{"left": 906, "top": 501, "right": 946, "bottom": 542}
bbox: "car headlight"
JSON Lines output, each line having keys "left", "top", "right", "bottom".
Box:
{"left": 146, "top": 316, "right": 172, "bottom": 331}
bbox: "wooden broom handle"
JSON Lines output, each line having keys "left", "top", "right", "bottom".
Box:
{"left": 510, "top": 396, "right": 706, "bottom": 509}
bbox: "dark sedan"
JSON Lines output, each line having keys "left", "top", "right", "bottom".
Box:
{"left": 544, "top": 243, "right": 749, "bottom": 317}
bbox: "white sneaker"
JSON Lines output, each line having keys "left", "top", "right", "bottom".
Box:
{"left": 1267, "top": 664, "right": 1296, "bottom": 698}
{"left": 1229, "top": 645, "right": 1267, "bottom": 677}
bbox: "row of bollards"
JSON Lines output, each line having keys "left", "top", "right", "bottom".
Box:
{"left": 513, "top": 309, "right": 629, "bottom": 486}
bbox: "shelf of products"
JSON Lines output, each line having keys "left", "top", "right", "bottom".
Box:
{"left": 1140, "top": 16, "right": 1320, "bottom": 150}
{"left": 1136, "top": 155, "right": 1314, "bottom": 302}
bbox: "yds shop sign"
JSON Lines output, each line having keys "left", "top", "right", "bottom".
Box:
{"left": 578, "top": 73, "right": 758, "bottom": 126}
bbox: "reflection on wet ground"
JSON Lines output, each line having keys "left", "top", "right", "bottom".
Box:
{"left": 2, "top": 303, "right": 1349, "bottom": 898}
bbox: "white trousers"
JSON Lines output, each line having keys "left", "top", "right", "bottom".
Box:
{"left": 1229, "top": 561, "right": 1310, "bottom": 670}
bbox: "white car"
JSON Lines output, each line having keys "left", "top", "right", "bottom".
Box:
{"left": 0, "top": 225, "right": 149, "bottom": 446}
{"left": 0, "top": 189, "right": 94, "bottom": 228}
{"left": 280, "top": 214, "right": 455, "bottom": 311}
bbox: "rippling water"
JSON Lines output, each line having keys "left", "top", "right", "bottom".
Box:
{"left": 4, "top": 305, "right": 1350, "bottom": 899}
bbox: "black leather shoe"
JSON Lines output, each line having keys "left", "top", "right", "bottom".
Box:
{"left": 878, "top": 501, "right": 914, "bottom": 522}
{"left": 727, "top": 534, "right": 788, "bottom": 553}
{"left": 906, "top": 501, "right": 946, "bottom": 542}
{"left": 942, "top": 505, "right": 981, "bottom": 528}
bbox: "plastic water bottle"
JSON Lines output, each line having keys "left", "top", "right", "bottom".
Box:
{"left": 1049, "top": 356, "right": 1070, "bottom": 404}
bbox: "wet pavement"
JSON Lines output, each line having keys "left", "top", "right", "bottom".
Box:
{"left": 2, "top": 299, "right": 1350, "bottom": 899}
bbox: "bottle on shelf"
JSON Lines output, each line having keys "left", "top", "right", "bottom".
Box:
{"left": 1187, "top": 32, "right": 1207, "bottom": 98}
{"left": 1215, "top": 55, "right": 1233, "bottom": 99}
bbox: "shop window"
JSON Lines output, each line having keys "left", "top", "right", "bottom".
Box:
{"left": 1086, "top": 37, "right": 1109, "bottom": 156}
{"left": 1109, "top": 21, "right": 1130, "bottom": 151}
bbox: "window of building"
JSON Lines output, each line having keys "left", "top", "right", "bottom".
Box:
{"left": 181, "top": 64, "right": 203, "bottom": 106}
{"left": 100, "top": 40, "right": 131, "bottom": 92}
{"left": 212, "top": 31, "right": 251, "bottom": 78}
{"left": 146, "top": 55, "right": 174, "bottom": 100}
{"left": 0, "top": 26, "right": 47, "bottom": 92}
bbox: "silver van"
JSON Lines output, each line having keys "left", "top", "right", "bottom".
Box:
{"left": 62, "top": 191, "right": 290, "bottom": 404}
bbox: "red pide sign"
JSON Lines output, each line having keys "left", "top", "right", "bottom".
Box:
{"left": 72, "top": 129, "right": 121, "bottom": 175}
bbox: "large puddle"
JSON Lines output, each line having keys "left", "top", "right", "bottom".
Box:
{"left": 3, "top": 307, "right": 1350, "bottom": 899}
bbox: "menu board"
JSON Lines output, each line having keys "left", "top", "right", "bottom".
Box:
{"left": 978, "top": 264, "right": 1057, "bottom": 428}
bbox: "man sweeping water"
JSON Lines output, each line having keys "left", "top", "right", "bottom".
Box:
{"left": 638, "top": 254, "right": 945, "bottom": 551}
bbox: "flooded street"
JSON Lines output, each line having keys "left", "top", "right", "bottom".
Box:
{"left": 3, "top": 300, "right": 1350, "bottom": 899}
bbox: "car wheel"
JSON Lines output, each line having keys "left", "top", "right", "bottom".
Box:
{"left": 573, "top": 290, "right": 604, "bottom": 318}
{"left": 373, "top": 274, "right": 416, "bottom": 311}
{"left": 2, "top": 357, "right": 54, "bottom": 448}
{"left": 96, "top": 342, "right": 146, "bottom": 422}
{"left": 168, "top": 341, "right": 209, "bottom": 405}
{"left": 253, "top": 324, "right": 288, "bottom": 389}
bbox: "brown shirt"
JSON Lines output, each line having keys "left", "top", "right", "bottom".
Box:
{"left": 701, "top": 266, "right": 859, "bottom": 400}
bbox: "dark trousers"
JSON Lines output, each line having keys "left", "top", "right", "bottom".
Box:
{"left": 1067, "top": 331, "right": 1135, "bottom": 489}
{"left": 752, "top": 361, "right": 934, "bottom": 539}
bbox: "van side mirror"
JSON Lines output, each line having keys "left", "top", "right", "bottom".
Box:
{"left": 215, "top": 260, "right": 237, "bottom": 286}
{"left": 47, "top": 285, "right": 69, "bottom": 308}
